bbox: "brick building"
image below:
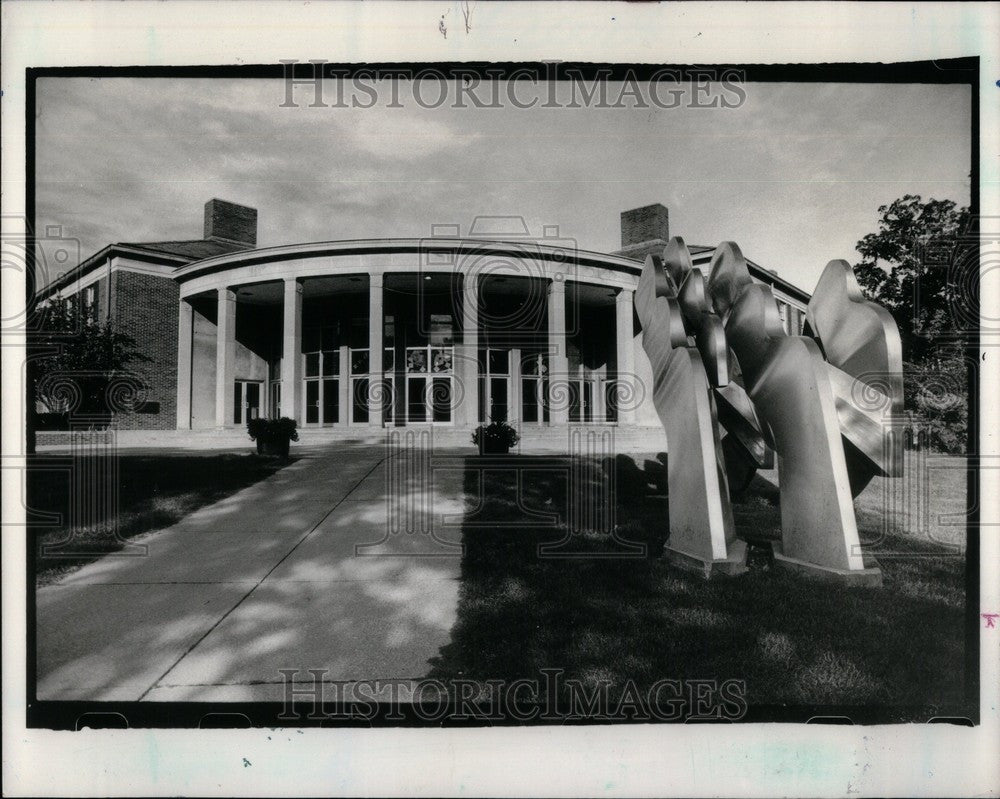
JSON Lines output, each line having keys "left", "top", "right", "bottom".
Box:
{"left": 36, "top": 199, "right": 809, "bottom": 446}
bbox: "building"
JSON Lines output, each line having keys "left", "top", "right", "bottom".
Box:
{"left": 35, "top": 200, "right": 810, "bottom": 447}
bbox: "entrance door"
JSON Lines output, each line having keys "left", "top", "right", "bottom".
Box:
{"left": 403, "top": 345, "right": 453, "bottom": 424}
{"left": 233, "top": 380, "right": 263, "bottom": 425}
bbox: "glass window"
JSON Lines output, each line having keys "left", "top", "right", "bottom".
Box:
{"left": 322, "top": 351, "right": 339, "bottom": 376}
{"left": 305, "top": 352, "right": 320, "bottom": 377}
{"left": 522, "top": 378, "right": 539, "bottom": 423}
{"left": 408, "top": 377, "right": 427, "bottom": 422}
{"left": 488, "top": 349, "right": 509, "bottom": 375}
{"left": 431, "top": 348, "right": 453, "bottom": 373}
{"left": 306, "top": 380, "right": 319, "bottom": 424}
{"left": 323, "top": 378, "right": 339, "bottom": 424}
{"left": 429, "top": 313, "right": 453, "bottom": 346}
{"left": 432, "top": 378, "right": 451, "bottom": 422}
{"left": 406, "top": 348, "right": 428, "bottom": 373}
{"left": 352, "top": 378, "right": 370, "bottom": 423}
{"left": 384, "top": 348, "right": 395, "bottom": 371}
{"left": 233, "top": 382, "right": 243, "bottom": 425}
{"left": 351, "top": 349, "right": 369, "bottom": 375}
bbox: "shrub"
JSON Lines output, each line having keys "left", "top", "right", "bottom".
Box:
{"left": 471, "top": 419, "right": 520, "bottom": 450}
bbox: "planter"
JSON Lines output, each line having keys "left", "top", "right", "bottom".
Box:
{"left": 256, "top": 436, "right": 291, "bottom": 458}
{"left": 479, "top": 438, "right": 511, "bottom": 455}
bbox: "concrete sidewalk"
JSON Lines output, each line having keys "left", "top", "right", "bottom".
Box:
{"left": 36, "top": 445, "right": 468, "bottom": 702}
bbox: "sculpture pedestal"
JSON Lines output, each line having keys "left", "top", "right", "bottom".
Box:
{"left": 666, "top": 539, "right": 748, "bottom": 579}
{"left": 771, "top": 543, "right": 883, "bottom": 587}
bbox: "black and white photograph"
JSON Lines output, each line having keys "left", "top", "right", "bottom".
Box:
{"left": 3, "top": 1, "right": 998, "bottom": 797}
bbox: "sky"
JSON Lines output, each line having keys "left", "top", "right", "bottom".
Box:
{"left": 35, "top": 76, "right": 971, "bottom": 292}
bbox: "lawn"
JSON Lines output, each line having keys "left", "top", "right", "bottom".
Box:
{"left": 28, "top": 451, "right": 294, "bottom": 585}
{"left": 429, "top": 451, "right": 969, "bottom": 718}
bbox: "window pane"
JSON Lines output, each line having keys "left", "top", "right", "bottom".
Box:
{"left": 431, "top": 348, "right": 452, "bottom": 373}
{"left": 432, "top": 378, "right": 451, "bottom": 422}
{"left": 353, "top": 378, "right": 370, "bottom": 423}
{"left": 490, "top": 377, "right": 508, "bottom": 422}
{"left": 233, "top": 382, "right": 243, "bottom": 425}
{"left": 305, "top": 352, "right": 320, "bottom": 377}
{"left": 322, "top": 351, "right": 339, "bottom": 376}
{"left": 522, "top": 354, "right": 538, "bottom": 376}
{"left": 351, "top": 349, "right": 369, "bottom": 375}
{"left": 384, "top": 348, "right": 395, "bottom": 371}
{"left": 488, "top": 349, "right": 509, "bottom": 375}
{"left": 306, "top": 380, "right": 319, "bottom": 424}
{"left": 406, "top": 348, "right": 428, "bottom": 373}
{"left": 246, "top": 383, "right": 261, "bottom": 420}
{"left": 478, "top": 376, "right": 486, "bottom": 423}
{"left": 323, "top": 378, "right": 339, "bottom": 424}
{"left": 408, "top": 377, "right": 426, "bottom": 422}
{"left": 429, "top": 313, "right": 453, "bottom": 346}
{"left": 522, "top": 378, "right": 538, "bottom": 423}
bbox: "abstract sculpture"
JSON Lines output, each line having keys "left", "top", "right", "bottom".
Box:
{"left": 637, "top": 238, "right": 903, "bottom": 584}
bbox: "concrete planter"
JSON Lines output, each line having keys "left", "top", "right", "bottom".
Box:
{"left": 255, "top": 435, "right": 291, "bottom": 458}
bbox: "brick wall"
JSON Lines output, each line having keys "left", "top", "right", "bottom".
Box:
{"left": 620, "top": 204, "right": 669, "bottom": 249}
{"left": 110, "top": 270, "right": 179, "bottom": 430}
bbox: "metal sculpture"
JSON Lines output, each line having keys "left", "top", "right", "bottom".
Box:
{"left": 636, "top": 238, "right": 903, "bottom": 584}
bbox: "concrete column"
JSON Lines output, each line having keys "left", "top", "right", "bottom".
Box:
{"left": 368, "top": 273, "right": 383, "bottom": 427}
{"left": 215, "top": 287, "right": 236, "bottom": 428}
{"left": 548, "top": 277, "right": 569, "bottom": 426}
{"left": 462, "top": 272, "right": 480, "bottom": 427}
{"left": 281, "top": 278, "right": 302, "bottom": 423}
{"left": 510, "top": 347, "right": 522, "bottom": 426}
{"left": 176, "top": 299, "right": 193, "bottom": 429}
{"left": 338, "top": 344, "right": 350, "bottom": 426}
{"left": 615, "top": 288, "right": 636, "bottom": 425}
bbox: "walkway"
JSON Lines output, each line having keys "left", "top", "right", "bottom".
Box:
{"left": 36, "top": 444, "right": 467, "bottom": 702}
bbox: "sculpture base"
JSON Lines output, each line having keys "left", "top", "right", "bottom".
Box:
{"left": 771, "top": 543, "right": 883, "bottom": 587}
{"left": 666, "top": 540, "right": 748, "bottom": 579}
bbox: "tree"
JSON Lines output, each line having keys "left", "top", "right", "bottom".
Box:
{"left": 853, "top": 195, "right": 971, "bottom": 454}
{"left": 853, "top": 194, "right": 970, "bottom": 363}
{"left": 30, "top": 296, "right": 150, "bottom": 422}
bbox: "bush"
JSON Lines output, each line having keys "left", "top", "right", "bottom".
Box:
{"left": 247, "top": 417, "right": 299, "bottom": 442}
{"left": 472, "top": 419, "right": 519, "bottom": 451}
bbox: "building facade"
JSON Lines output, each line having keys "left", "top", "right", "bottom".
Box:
{"left": 38, "top": 200, "right": 810, "bottom": 444}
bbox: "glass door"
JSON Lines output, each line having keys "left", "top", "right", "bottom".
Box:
{"left": 233, "top": 380, "right": 263, "bottom": 426}
{"left": 404, "top": 345, "right": 453, "bottom": 424}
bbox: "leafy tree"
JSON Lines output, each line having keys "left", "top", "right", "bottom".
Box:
{"left": 30, "top": 296, "right": 150, "bottom": 421}
{"left": 853, "top": 195, "right": 971, "bottom": 453}
{"left": 853, "top": 194, "right": 970, "bottom": 363}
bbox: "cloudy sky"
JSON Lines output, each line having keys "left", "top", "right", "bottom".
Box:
{"left": 35, "top": 76, "right": 970, "bottom": 292}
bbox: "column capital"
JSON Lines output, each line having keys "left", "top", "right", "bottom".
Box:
{"left": 370, "top": 272, "right": 384, "bottom": 289}
{"left": 548, "top": 275, "right": 566, "bottom": 294}
{"left": 284, "top": 276, "right": 303, "bottom": 292}
{"left": 616, "top": 287, "right": 634, "bottom": 305}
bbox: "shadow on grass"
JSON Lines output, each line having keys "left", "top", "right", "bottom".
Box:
{"left": 429, "top": 453, "right": 967, "bottom": 714}
{"left": 29, "top": 451, "right": 296, "bottom": 585}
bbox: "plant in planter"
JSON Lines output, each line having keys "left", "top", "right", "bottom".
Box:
{"left": 247, "top": 416, "right": 299, "bottom": 458}
{"left": 472, "top": 419, "right": 520, "bottom": 455}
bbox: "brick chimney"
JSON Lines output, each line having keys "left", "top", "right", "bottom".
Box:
{"left": 615, "top": 203, "right": 669, "bottom": 260}
{"left": 204, "top": 198, "right": 257, "bottom": 247}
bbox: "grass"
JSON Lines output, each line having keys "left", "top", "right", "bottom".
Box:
{"left": 429, "top": 452, "right": 968, "bottom": 716}
{"left": 29, "top": 451, "right": 294, "bottom": 585}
